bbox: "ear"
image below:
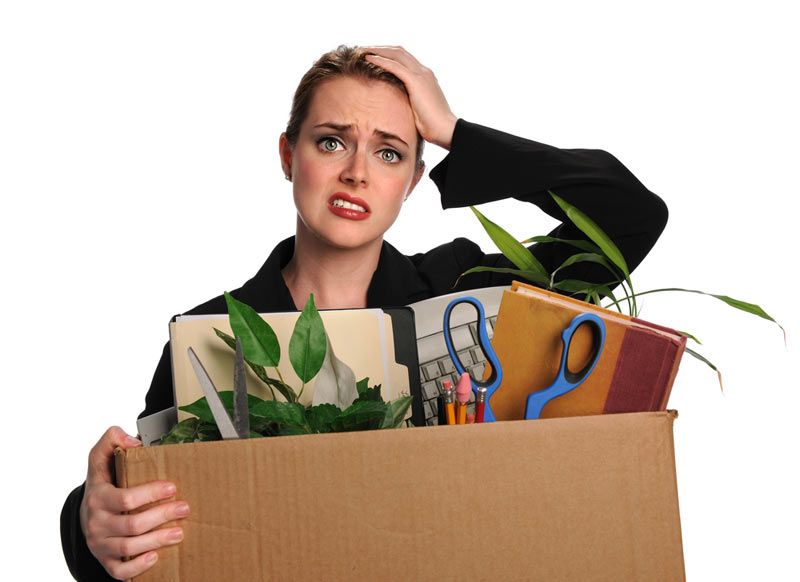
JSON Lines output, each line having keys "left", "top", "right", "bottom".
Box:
{"left": 278, "top": 133, "right": 293, "bottom": 180}
{"left": 404, "top": 161, "right": 426, "bottom": 201}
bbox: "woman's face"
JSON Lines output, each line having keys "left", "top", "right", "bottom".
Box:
{"left": 279, "top": 76, "right": 424, "bottom": 251}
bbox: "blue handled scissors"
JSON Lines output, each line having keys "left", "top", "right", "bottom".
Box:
{"left": 524, "top": 312, "right": 606, "bottom": 420}
{"left": 443, "top": 296, "right": 503, "bottom": 422}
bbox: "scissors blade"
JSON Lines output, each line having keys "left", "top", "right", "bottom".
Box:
{"left": 187, "top": 347, "right": 240, "bottom": 439}
{"left": 233, "top": 338, "right": 250, "bottom": 438}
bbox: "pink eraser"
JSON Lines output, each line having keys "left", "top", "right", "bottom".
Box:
{"left": 456, "top": 372, "right": 471, "bottom": 403}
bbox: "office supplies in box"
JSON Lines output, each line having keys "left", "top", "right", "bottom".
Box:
{"left": 116, "top": 411, "right": 684, "bottom": 581}
{"left": 168, "top": 307, "right": 424, "bottom": 425}
{"left": 488, "top": 280, "right": 687, "bottom": 420}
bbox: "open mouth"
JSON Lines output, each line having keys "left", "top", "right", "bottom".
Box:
{"left": 327, "top": 192, "right": 371, "bottom": 221}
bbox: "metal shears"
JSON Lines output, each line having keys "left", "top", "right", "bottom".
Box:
{"left": 524, "top": 312, "right": 606, "bottom": 420}
{"left": 187, "top": 338, "right": 250, "bottom": 439}
{"left": 443, "top": 296, "right": 504, "bottom": 422}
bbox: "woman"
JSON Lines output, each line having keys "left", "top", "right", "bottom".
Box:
{"left": 61, "top": 45, "right": 668, "bottom": 580}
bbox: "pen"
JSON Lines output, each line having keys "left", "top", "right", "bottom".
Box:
{"left": 474, "top": 385, "right": 487, "bottom": 423}
{"left": 441, "top": 379, "right": 456, "bottom": 425}
{"left": 455, "top": 372, "right": 470, "bottom": 425}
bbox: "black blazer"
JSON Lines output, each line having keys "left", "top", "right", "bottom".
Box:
{"left": 61, "top": 118, "right": 668, "bottom": 580}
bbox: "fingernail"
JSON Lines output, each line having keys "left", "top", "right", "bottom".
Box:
{"left": 163, "top": 483, "right": 177, "bottom": 496}
{"left": 174, "top": 502, "right": 190, "bottom": 517}
{"left": 167, "top": 528, "right": 184, "bottom": 542}
{"left": 146, "top": 552, "right": 158, "bottom": 564}
{"left": 125, "top": 435, "right": 142, "bottom": 447}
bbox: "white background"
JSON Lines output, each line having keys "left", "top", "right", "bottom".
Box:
{"left": 2, "top": 1, "right": 798, "bottom": 579}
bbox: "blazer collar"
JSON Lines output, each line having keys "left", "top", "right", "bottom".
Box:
{"left": 242, "top": 236, "right": 430, "bottom": 311}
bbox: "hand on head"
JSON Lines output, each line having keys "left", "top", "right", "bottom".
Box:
{"left": 80, "top": 426, "right": 189, "bottom": 580}
{"left": 363, "top": 46, "right": 458, "bottom": 150}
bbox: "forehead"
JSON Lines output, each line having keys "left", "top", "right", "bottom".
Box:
{"left": 304, "top": 76, "right": 416, "bottom": 141}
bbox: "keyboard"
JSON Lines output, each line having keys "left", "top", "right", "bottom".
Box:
{"left": 408, "top": 286, "right": 506, "bottom": 426}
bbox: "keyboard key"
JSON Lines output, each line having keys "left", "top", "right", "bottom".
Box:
{"left": 468, "top": 322, "right": 479, "bottom": 343}
{"left": 422, "top": 381, "right": 439, "bottom": 400}
{"left": 469, "top": 363, "right": 486, "bottom": 381}
{"left": 417, "top": 334, "right": 449, "bottom": 366}
{"left": 439, "top": 358, "right": 455, "bottom": 375}
{"left": 422, "top": 362, "right": 440, "bottom": 381}
{"left": 457, "top": 349, "right": 474, "bottom": 366}
{"left": 449, "top": 324, "right": 475, "bottom": 352}
{"left": 423, "top": 400, "right": 434, "bottom": 419}
{"left": 471, "top": 347, "right": 486, "bottom": 363}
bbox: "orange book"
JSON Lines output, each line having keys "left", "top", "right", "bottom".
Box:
{"left": 488, "top": 281, "right": 686, "bottom": 421}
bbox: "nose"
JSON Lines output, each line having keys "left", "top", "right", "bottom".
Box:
{"left": 339, "top": 149, "right": 368, "bottom": 187}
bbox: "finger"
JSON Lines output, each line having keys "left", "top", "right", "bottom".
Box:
{"left": 106, "top": 526, "right": 184, "bottom": 560}
{"left": 87, "top": 426, "right": 142, "bottom": 485}
{"left": 363, "top": 45, "right": 422, "bottom": 69}
{"left": 108, "top": 499, "right": 190, "bottom": 537}
{"left": 103, "top": 550, "right": 159, "bottom": 582}
{"left": 364, "top": 53, "right": 416, "bottom": 86}
{"left": 105, "top": 480, "right": 179, "bottom": 514}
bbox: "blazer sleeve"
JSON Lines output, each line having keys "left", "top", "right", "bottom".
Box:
{"left": 427, "top": 118, "right": 668, "bottom": 292}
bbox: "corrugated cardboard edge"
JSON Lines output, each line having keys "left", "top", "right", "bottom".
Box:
{"left": 119, "top": 411, "right": 685, "bottom": 582}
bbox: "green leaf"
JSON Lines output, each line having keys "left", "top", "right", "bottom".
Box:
{"left": 353, "top": 384, "right": 383, "bottom": 403}
{"left": 356, "top": 377, "right": 370, "bottom": 396}
{"left": 381, "top": 396, "right": 413, "bottom": 429}
{"left": 459, "top": 266, "right": 550, "bottom": 288}
{"left": 677, "top": 330, "right": 703, "bottom": 345}
{"left": 179, "top": 391, "right": 266, "bottom": 426}
{"left": 469, "top": 206, "right": 548, "bottom": 277}
{"left": 518, "top": 235, "right": 602, "bottom": 254}
{"left": 549, "top": 192, "right": 631, "bottom": 277}
{"left": 711, "top": 294, "right": 784, "bottom": 334}
{"left": 306, "top": 403, "right": 342, "bottom": 433}
{"left": 330, "top": 400, "right": 387, "bottom": 432}
{"left": 550, "top": 191, "right": 637, "bottom": 314}
{"left": 214, "top": 328, "right": 298, "bottom": 402}
{"left": 552, "top": 278, "right": 618, "bottom": 295}
{"left": 250, "top": 400, "right": 308, "bottom": 430}
{"left": 224, "top": 291, "right": 281, "bottom": 367}
{"left": 551, "top": 253, "right": 621, "bottom": 281}
{"left": 289, "top": 294, "right": 327, "bottom": 383}
{"left": 160, "top": 418, "right": 222, "bottom": 444}
{"left": 685, "top": 347, "right": 724, "bottom": 392}
{"left": 622, "top": 287, "right": 786, "bottom": 341}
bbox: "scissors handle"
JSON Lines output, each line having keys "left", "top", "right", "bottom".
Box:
{"left": 524, "top": 313, "right": 606, "bottom": 420}
{"left": 443, "top": 296, "right": 503, "bottom": 422}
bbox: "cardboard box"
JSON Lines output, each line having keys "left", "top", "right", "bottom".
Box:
{"left": 116, "top": 411, "right": 685, "bottom": 581}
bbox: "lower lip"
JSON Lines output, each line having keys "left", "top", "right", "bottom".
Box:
{"left": 328, "top": 202, "right": 370, "bottom": 221}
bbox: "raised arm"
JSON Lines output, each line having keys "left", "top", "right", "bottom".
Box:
{"left": 428, "top": 118, "right": 668, "bottom": 289}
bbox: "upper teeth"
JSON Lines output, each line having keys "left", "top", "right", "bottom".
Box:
{"left": 332, "top": 198, "right": 366, "bottom": 212}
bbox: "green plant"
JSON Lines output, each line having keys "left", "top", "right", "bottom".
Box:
{"left": 464, "top": 191, "right": 784, "bottom": 387}
{"left": 161, "top": 293, "right": 412, "bottom": 443}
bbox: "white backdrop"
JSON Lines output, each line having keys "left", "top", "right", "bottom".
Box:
{"left": 2, "top": 1, "right": 798, "bottom": 579}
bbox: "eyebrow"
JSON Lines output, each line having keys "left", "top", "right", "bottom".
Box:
{"left": 312, "top": 122, "right": 410, "bottom": 148}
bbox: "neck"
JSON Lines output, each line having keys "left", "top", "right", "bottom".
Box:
{"left": 282, "top": 219, "right": 383, "bottom": 310}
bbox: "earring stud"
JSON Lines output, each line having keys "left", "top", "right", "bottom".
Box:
{"left": 285, "top": 175, "right": 291, "bottom": 181}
